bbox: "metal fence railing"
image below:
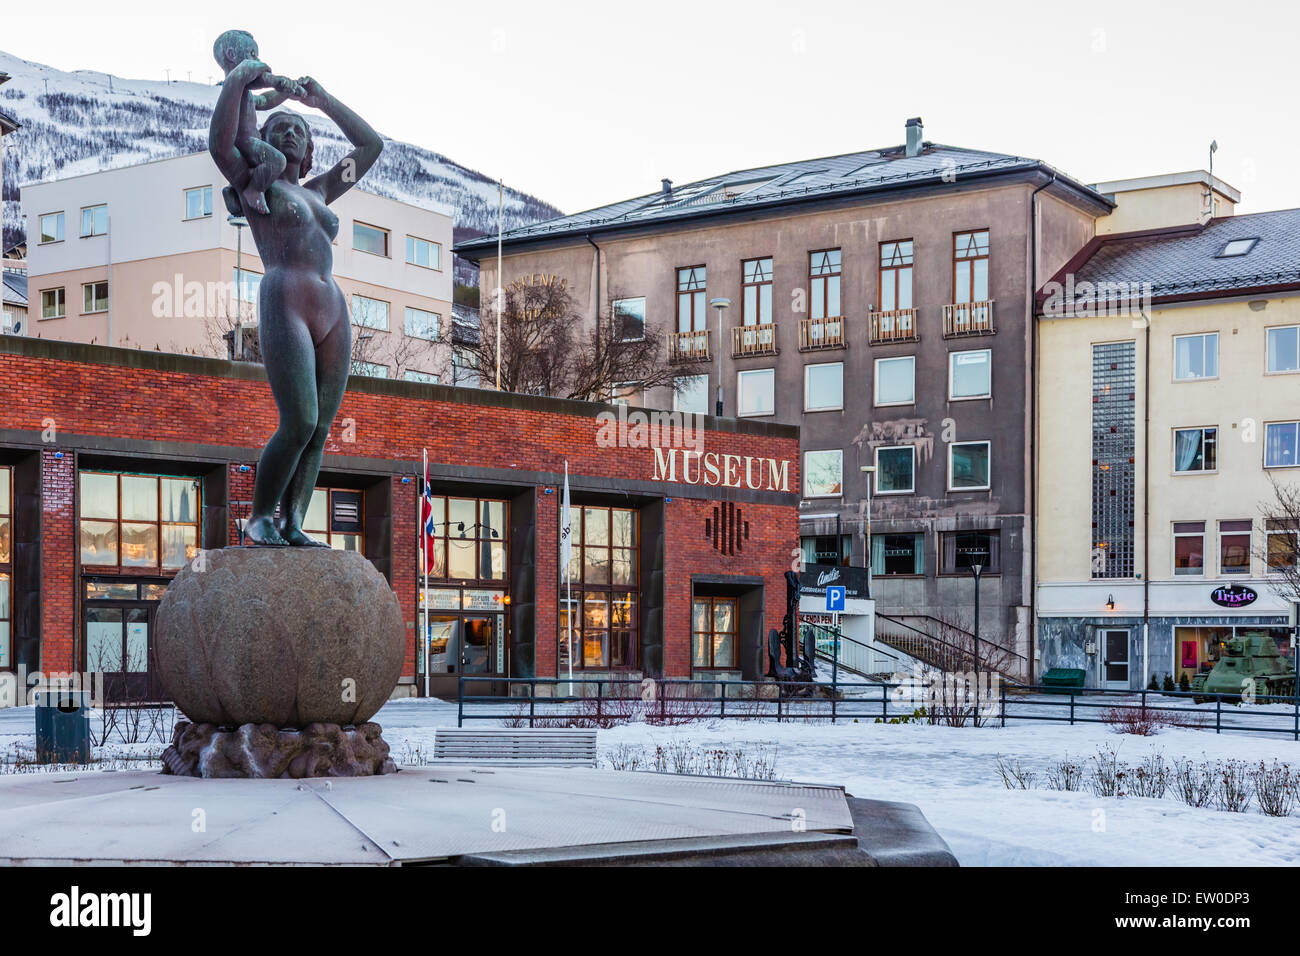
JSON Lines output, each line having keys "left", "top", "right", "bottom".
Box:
{"left": 458, "top": 676, "right": 1300, "bottom": 740}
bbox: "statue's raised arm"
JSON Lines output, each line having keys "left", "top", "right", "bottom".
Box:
{"left": 296, "top": 76, "right": 383, "bottom": 205}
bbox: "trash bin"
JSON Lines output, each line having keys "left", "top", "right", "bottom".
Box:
{"left": 34, "top": 690, "right": 91, "bottom": 764}
{"left": 1041, "top": 668, "right": 1086, "bottom": 694}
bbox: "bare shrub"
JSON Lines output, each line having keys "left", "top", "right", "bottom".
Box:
{"left": 994, "top": 754, "right": 1036, "bottom": 790}
{"left": 603, "top": 743, "right": 646, "bottom": 771}
{"left": 1127, "top": 753, "right": 1171, "bottom": 799}
{"left": 1101, "top": 705, "right": 1161, "bottom": 736}
{"left": 1173, "top": 758, "right": 1215, "bottom": 807}
{"left": 1044, "top": 756, "right": 1085, "bottom": 791}
{"left": 1250, "top": 761, "right": 1297, "bottom": 817}
{"left": 1089, "top": 745, "right": 1126, "bottom": 797}
{"left": 1214, "top": 759, "right": 1253, "bottom": 813}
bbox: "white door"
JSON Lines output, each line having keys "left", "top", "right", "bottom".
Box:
{"left": 1101, "top": 629, "right": 1130, "bottom": 689}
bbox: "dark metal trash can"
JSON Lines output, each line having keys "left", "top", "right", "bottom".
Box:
{"left": 34, "top": 690, "right": 91, "bottom": 764}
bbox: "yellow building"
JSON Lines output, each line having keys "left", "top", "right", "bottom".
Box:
{"left": 1036, "top": 173, "right": 1300, "bottom": 689}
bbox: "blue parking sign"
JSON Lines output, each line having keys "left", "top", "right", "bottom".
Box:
{"left": 826, "top": 586, "right": 846, "bottom": 612}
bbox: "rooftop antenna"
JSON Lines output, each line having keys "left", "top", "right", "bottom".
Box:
{"left": 1206, "top": 140, "right": 1218, "bottom": 220}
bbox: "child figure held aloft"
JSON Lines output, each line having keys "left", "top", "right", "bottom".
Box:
{"left": 212, "top": 29, "right": 304, "bottom": 215}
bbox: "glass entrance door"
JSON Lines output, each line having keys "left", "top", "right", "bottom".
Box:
{"left": 461, "top": 614, "right": 505, "bottom": 675}
{"left": 85, "top": 603, "right": 161, "bottom": 701}
{"left": 1101, "top": 629, "right": 1130, "bottom": 690}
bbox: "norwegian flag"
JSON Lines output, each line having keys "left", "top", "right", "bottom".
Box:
{"left": 421, "top": 450, "right": 437, "bottom": 574}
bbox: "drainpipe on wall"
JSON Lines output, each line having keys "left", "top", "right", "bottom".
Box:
{"left": 586, "top": 233, "right": 601, "bottom": 392}
{"left": 106, "top": 213, "right": 113, "bottom": 349}
{"left": 1143, "top": 314, "right": 1151, "bottom": 684}
{"left": 1028, "top": 172, "right": 1055, "bottom": 684}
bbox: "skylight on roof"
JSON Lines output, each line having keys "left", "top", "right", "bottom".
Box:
{"left": 1216, "top": 238, "right": 1258, "bottom": 258}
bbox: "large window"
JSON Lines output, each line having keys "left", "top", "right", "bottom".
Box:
{"left": 804, "top": 449, "right": 843, "bottom": 498}
{"left": 673, "top": 374, "right": 709, "bottom": 414}
{"left": 677, "top": 266, "right": 706, "bottom": 333}
{"left": 39, "top": 212, "right": 64, "bottom": 244}
{"left": 941, "top": 531, "right": 1000, "bottom": 573}
{"left": 953, "top": 230, "right": 989, "bottom": 303}
{"left": 737, "top": 368, "right": 774, "bottom": 417}
{"left": 875, "top": 445, "right": 915, "bottom": 494}
{"left": 613, "top": 297, "right": 646, "bottom": 341}
{"left": 41, "top": 288, "right": 66, "bottom": 320}
{"left": 405, "top": 235, "right": 441, "bottom": 270}
{"left": 804, "top": 362, "right": 843, "bottom": 411}
{"left": 427, "top": 496, "right": 509, "bottom": 582}
{"left": 1218, "top": 520, "right": 1252, "bottom": 575}
{"left": 82, "top": 281, "right": 108, "bottom": 314}
{"left": 875, "top": 355, "right": 915, "bottom": 406}
{"left": 404, "top": 306, "right": 440, "bottom": 341}
{"left": 1267, "top": 325, "right": 1300, "bottom": 373}
{"left": 1267, "top": 519, "right": 1299, "bottom": 572}
{"left": 1265, "top": 421, "right": 1299, "bottom": 468}
{"left": 949, "top": 441, "right": 990, "bottom": 491}
{"left": 79, "top": 471, "right": 200, "bottom": 571}
{"left": 351, "top": 295, "right": 390, "bottom": 330}
{"left": 879, "top": 240, "right": 913, "bottom": 311}
{"left": 560, "top": 506, "right": 638, "bottom": 670}
{"left": 692, "top": 596, "right": 736, "bottom": 669}
{"left": 949, "top": 349, "right": 992, "bottom": 399}
{"left": 1174, "top": 332, "right": 1218, "bottom": 380}
{"left": 184, "top": 186, "right": 213, "bottom": 220}
{"left": 801, "top": 534, "right": 850, "bottom": 567}
{"left": 742, "top": 257, "right": 773, "bottom": 326}
{"left": 1174, "top": 426, "right": 1217, "bottom": 473}
{"left": 80, "top": 204, "right": 108, "bottom": 238}
{"left": 1173, "top": 521, "right": 1205, "bottom": 575}
{"left": 809, "top": 249, "right": 841, "bottom": 319}
{"left": 304, "top": 487, "right": 364, "bottom": 551}
{"left": 0, "top": 466, "right": 10, "bottom": 668}
{"left": 234, "top": 268, "right": 262, "bottom": 305}
{"left": 871, "top": 533, "right": 924, "bottom": 575}
{"left": 353, "top": 221, "right": 390, "bottom": 257}
{"left": 404, "top": 370, "right": 439, "bottom": 384}
{"left": 351, "top": 361, "right": 389, "bottom": 378}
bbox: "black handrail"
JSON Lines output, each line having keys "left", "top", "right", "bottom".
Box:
{"left": 876, "top": 611, "right": 1028, "bottom": 677}
{"left": 799, "top": 619, "right": 912, "bottom": 672}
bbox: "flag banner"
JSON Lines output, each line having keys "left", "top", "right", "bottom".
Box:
{"left": 560, "top": 462, "right": 573, "bottom": 581}
{"left": 422, "top": 454, "right": 437, "bottom": 575}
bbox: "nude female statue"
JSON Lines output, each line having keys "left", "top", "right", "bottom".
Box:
{"left": 209, "top": 48, "right": 383, "bottom": 546}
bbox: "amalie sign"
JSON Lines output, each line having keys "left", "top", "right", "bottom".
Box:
{"left": 650, "top": 447, "right": 792, "bottom": 492}
{"left": 1210, "top": 584, "right": 1258, "bottom": 608}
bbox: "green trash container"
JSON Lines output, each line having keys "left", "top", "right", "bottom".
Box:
{"left": 34, "top": 690, "right": 91, "bottom": 764}
{"left": 1041, "top": 668, "right": 1086, "bottom": 694}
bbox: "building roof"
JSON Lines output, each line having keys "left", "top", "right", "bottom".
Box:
{"left": 1060, "top": 208, "right": 1300, "bottom": 303}
{"left": 0, "top": 106, "right": 18, "bottom": 135}
{"left": 456, "top": 142, "right": 1109, "bottom": 257}
{"left": 1, "top": 270, "right": 26, "bottom": 308}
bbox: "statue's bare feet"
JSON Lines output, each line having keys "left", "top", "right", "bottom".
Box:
{"left": 281, "top": 525, "right": 330, "bottom": 548}
{"left": 241, "top": 186, "right": 270, "bottom": 216}
{"left": 243, "top": 515, "right": 289, "bottom": 547}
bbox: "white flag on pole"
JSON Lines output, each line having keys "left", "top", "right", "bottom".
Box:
{"left": 560, "top": 461, "right": 573, "bottom": 578}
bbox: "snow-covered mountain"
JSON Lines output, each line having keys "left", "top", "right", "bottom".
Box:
{"left": 0, "top": 50, "right": 561, "bottom": 278}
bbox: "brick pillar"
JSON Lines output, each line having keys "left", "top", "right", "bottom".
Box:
{"left": 40, "top": 450, "right": 76, "bottom": 673}
{"left": 534, "top": 487, "right": 558, "bottom": 678}
{"left": 392, "top": 476, "right": 417, "bottom": 678}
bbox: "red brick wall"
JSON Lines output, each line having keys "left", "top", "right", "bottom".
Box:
{"left": 2, "top": 347, "right": 800, "bottom": 682}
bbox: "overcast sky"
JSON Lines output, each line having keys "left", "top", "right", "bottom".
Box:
{"left": 6, "top": 0, "right": 1298, "bottom": 215}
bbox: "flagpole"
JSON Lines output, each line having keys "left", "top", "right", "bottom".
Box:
{"left": 422, "top": 448, "right": 430, "bottom": 699}
{"left": 565, "top": 461, "right": 574, "bottom": 695}
{"left": 496, "top": 178, "right": 503, "bottom": 392}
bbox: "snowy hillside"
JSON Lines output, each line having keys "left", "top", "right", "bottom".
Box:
{"left": 0, "top": 50, "right": 560, "bottom": 272}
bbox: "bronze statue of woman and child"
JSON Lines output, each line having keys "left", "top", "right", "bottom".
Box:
{"left": 208, "top": 29, "right": 382, "bottom": 547}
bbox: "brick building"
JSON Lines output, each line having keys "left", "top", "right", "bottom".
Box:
{"left": 0, "top": 336, "right": 799, "bottom": 702}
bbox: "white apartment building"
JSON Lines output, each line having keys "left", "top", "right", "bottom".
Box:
{"left": 21, "top": 152, "right": 454, "bottom": 382}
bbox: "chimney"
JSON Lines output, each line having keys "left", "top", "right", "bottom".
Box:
{"left": 661, "top": 178, "right": 673, "bottom": 195}
{"left": 905, "top": 117, "right": 923, "bottom": 158}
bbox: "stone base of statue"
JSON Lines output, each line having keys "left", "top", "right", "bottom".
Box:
{"left": 161, "top": 719, "right": 395, "bottom": 778}
{"left": 154, "top": 546, "right": 405, "bottom": 778}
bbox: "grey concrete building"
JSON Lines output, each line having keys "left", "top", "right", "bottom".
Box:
{"left": 456, "top": 120, "right": 1113, "bottom": 675}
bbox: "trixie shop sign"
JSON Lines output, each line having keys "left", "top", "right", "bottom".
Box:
{"left": 651, "top": 448, "right": 792, "bottom": 491}
{"left": 1209, "top": 584, "right": 1258, "bottom": 608}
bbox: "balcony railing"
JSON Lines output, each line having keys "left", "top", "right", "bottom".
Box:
{"left": 943, "top": 300, "right": 995, "bottom": 337}
{"left": 668, "top": 328, "right": 711, "bottom": 362}
{"left": 868, "top": 308, "right": 918, "bottom": 344}
{"left": 731, "top": 323, "right": 778, "bottom": 357}
{"left": 798, "top": 315, "right": 845, "bottom": 351}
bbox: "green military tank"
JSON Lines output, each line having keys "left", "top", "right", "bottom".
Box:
{"left": 1190, "top": 631, "right": 1296, "bottom": 702}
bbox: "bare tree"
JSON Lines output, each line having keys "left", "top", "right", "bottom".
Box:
{"left": 350, "top": 326, "right": 442, "bottom": 381}
{"left": 462, "top": 279, "right": 678, "bottom": 401}
{"left": 1258, "top": 475, "right": 1300, "bottom": 606}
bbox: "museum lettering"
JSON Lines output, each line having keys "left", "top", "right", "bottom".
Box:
{"left": 651, "top": 447, "right": 791, "bottom": 491}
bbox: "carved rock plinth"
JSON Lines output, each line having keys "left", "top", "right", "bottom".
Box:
{"left": 161, "top": 720, "right": 396, "bottom": 778}
{"left": 154, "top": 547, "right": 405, "bottom": 728}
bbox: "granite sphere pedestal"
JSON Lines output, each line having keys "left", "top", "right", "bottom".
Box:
{"left": 154, "top": 547, "right": 405, "bottom": 777}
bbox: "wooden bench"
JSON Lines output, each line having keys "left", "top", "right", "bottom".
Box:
{"left": 432, "top": 728, "right": 598, "bottom": 767}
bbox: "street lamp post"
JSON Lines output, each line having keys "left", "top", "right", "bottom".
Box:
{"left": 228, "top": 214, "right": 248, "bottom": 360}
{"left": 859, "top": 464, "right": 875, "bottom": 599}
{"left": 971, "top": 560, "right": 984, "bottom": 714}
{"left": 709, "top": 298, "right": 730, "bottom": 416}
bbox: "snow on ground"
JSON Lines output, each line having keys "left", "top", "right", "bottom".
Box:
{"left": 4, "top": 696, "right": 1299, "bottom": 866}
